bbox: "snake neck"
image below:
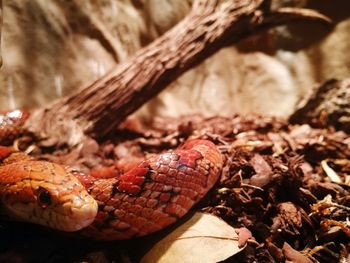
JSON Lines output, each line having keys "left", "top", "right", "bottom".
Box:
{"left": 79, "top": 140, "right": 223, "bottom": 240}
{"left": 0, "top": 146, "right": 31, "bottom": 165}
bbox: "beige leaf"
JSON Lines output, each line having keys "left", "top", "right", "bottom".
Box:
{"left": 141, "top": 212, "right": 244, "bottom": 263}
{"left": 321, "top": 160, "right": 342, "bottom": 183}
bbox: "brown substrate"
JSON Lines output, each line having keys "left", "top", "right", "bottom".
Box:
{"left": 0, "top": 114, "right": 349, "bottom": 262}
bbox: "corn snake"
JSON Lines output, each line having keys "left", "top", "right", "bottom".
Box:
{"left": 0, "top": 110, "right": 223, "bottom": 239}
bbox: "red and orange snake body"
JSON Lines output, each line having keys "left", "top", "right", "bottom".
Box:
{"left": 0, "top": 110, "right": 223, "bottom": 240}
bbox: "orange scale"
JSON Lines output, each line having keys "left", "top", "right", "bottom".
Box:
{"left": 109, "top": 220, "right": 131, "bottom": 231}
{"left": 165, "top": 176, "right": 176, "bottom": 185}
{"left": 128, "top": 204, "right": 143, "bottom": 215}
{"left": 185, "top": 167, "right": 195, "bottom": 176}
{"left": 159, "top": 164, "right": 170, "bottom": 174}
{"left": 198, "top": 166, "right": 207, "bottom": 176}
{"left": 173, "top": 186, "right": 181, "bottom": 193}
{"left": 149, "top": 190, "right": 161, "bottom": 199}
{"left": 149, "top": 160, "right": 160, "bottom": 170}
{"left": 97, "top": 191, "right": 113, "bottom": 203}
{"left": 176, "top": 172, "right": 186, "bottom": 181}
{"left": 124, "top": 213, "right": 137, "bottom": 223}
{"left": 141, "top": 207, "right": 154, "bottom": 218}
{"left": 140, "top": 221, "right": 159, "bottom": 234}
{"left": 181, "top": 182, "right": 195, "bottom": 192}
{"left": 90, "top": 166, "right": 119, "bottom": 179}
{"left": 177, "top": 197, "right": 194, "bottom": 210}
{"left": 167, "top": 168, "right": 177, "bottom": 177}
{"left": 191, "top": 176, "right": 202, "bottom": 185}
{"left": 133, "top": 216, "right": 149, "bottom": 230}
{"left": 168, "top": 160, "right": 179, "bottom": 169}
{"left": 181, "top": 188, "right": 198, "bottom": 200}
{"left": 143, "top": 182, "right": 154, "bottom": 190}
{"left": 0, "top": 146, "right": 13, "bottom": 160}
{"left": 170, "top": 153, "right": 180, "bottom": 161}
{"left": 164, "top": 203, "right": 186, "bottom": 217}
{"left": 119, "top": 201, "right": 130, "bottom": 211}
{"left": 122, "top": 195, "right": 137, "bottom": 203}
{"left": 159, "top": 193, "right": 171, "bottom": 202}
{"left": 182, "top": 174, "right": 193, "bottom": 183}
{"left": 134, "top": 196, "right": 147, "bottom": 206}
{"left": 157, "top": 215, "right": 176, "bottom": 227}
{"left": 193, "top": 183, "right": 205, "bottom": 195}
{"left": 146, "top": 198, "right": 158, "bottom": 208}
{"left": 106, "top": 197, "right": 122, "bottom": 207}
{"left": 118, "top": 182, "right": 142, "bottom": 195}
{"left": 154, "top": 173, "right": 167, "bottom": 183}
{"left": 93, "top": 211, "right": 110, "bottom": 226}
{"left": 113, "top": 209, "right": 126, "bottom": 218}
{"left": 141, "top": 189, "right": 152, "bottom": 198}
{"left": 173, "top": 194, "right": 188, "bottom": 206}
{"left": 149, "top": 209, "right": 164, "bottom": 221}
{"left": 178, "top": 187, "right": 190, "bottom": 195}
{"left": 159, "top": 153, "right": 172, "bottom": 165}
{"left": 149, "top": 183, "right": 161, "bottom": 192}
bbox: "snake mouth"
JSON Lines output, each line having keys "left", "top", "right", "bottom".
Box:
{"left": 58, "top": 204, "right": 98, "bottom": 232}
{"left": 51, "top": 193, "right": 99, "bottom": 232}
{"left": 3, "top": 194, "right": 98, "bottom": 232}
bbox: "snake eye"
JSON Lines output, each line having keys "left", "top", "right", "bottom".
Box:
{"left": 37, "top": 187, "right": 52, "bottom": 208}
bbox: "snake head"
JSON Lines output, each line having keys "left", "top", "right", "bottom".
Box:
{"left": 0, "top": 161, "right": 98, "bottom": 232}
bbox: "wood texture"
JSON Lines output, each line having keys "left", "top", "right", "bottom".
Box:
{"left": 290, "top": 78, "right": 350, "bottom": 132}
{"left": 25, "top": 0, "right": 331, "bottom": 146}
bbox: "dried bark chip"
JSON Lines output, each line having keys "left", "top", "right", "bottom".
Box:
{"left": 235, "top": 227, "right": 253, "bottom": 247}
{"left": 282, "top": 242, "right": 312, "bottom": 263}
{"left": 249, "top": 154, "right": 273, "bottom": 187}
{"left": 271, "top": 202, "right": 314, "bottom": 241}
{"left": 266, "top": 241, "right": 285, "bottom": 262}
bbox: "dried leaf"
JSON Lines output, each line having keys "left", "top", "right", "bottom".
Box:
{"left": 249, "top": 154, "right": 273, "bottom": 187}
{"left": 321, "top": 160, "right": 342, "bottom": 183}
{"left": 141, "top": 212, "right": 244, "bottom": 263}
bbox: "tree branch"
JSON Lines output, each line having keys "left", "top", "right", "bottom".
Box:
{"left": 25, "top": 0, "right": 331, "bottom": 147}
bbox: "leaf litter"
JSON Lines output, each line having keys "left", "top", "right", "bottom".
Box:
{"left": 0, "top": 114, "right": 349, "bottom": 262}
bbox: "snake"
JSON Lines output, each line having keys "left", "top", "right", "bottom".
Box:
{"left": 0, "top": 110, "right": 223, "bottom": 240}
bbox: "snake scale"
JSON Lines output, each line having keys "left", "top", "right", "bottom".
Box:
{"left": 0, "top": 110, "right": 223, "bottom": 240}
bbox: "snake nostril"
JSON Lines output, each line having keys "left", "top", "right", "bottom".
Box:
{"left": 37, "top": 187, "right": 52, "bottom": 208}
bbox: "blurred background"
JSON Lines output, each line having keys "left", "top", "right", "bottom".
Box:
{"left": 0, "top": 0, "right": 349, "bottom": 119}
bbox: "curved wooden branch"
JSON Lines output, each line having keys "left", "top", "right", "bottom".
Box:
{"left": 25, "top": 0, "right": 331, "bottom": 147}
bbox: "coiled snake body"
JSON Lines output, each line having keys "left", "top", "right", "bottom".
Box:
{"left": 0, "top": 110, "right": 223, "bottom": 240}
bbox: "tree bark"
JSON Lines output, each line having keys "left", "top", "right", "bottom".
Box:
{"left": 289, "top": 78, "right": 350, "bottom": 132}
{"left": 25, "top": 0, "right": 331, "bottom": 147}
